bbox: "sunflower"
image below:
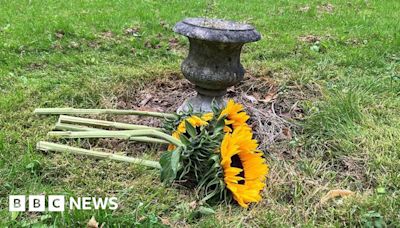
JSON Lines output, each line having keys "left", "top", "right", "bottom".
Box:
{"left": 201, "top": 112, "right": 214, "bottom": 122}
{"left": 168, "top": 113, "right": 213, "bottom": 150}
{"left": 220, "top": 126, "right": 268, "bottom": 208}
{"left": 219, "top": 99, "right": 250, "bottom": 133}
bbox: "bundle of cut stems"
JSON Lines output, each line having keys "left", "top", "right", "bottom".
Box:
{"left": 34, "top": 108, "right": 181, "bottom": 166}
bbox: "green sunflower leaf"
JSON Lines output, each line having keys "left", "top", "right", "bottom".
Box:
{"left": 187, "top": 104, "right": 194, "bottom": 113}
{"left": 179, "top": 134, "right": 191, "bottom": 146}
{"left": 211, "top": 100, "right": 221, "bottom": 114}
{"left": 209, "top": 154, "right": 220, "bottom": 163}
{"left": 214, "top": 116, "right": 226, "bottom": 133}
{"left": 185, "top": 120, "right": 197, "bottom": 138}
{"left": 160, "top": 148, "right": 181, "bottom": 185}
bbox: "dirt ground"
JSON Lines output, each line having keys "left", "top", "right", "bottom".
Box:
{"left": 94, "top": 73, "right": 314, "bottom": 158}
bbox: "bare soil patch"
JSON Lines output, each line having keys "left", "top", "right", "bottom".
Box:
{"left": 97, "top": 72, "right": 310, "bottom": 155}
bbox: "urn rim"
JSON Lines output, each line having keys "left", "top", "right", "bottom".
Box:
{"left": 173, "top": 17, "right": 261, "bottom": 43}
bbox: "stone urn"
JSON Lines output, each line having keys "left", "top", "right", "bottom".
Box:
{"left": 173, "top": 18, "right": 261, "bottom": 112}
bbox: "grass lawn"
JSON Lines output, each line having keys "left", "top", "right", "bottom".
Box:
{"left": 1, "top": 0, "right": 399, "bottom": 226}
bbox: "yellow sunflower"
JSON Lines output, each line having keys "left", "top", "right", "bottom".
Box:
{"left": 168, "top": 113, "right": 213, "bottom": 150}
{"left": 201, "top": 112, "right": 214, "bottom": 122}
{"left": 219, "top": 99, "right": 250, "bottom": 133}
{"left": 220, "top": 126, "right": 268, "bottom": 208}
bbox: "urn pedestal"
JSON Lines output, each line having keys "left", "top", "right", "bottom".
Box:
{"left": 173, "top": 18, "right": 261, "bottom": 112}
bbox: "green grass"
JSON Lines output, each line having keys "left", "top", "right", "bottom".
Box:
{"left": 1, "top": 0, "right": 399, "bottom": 226}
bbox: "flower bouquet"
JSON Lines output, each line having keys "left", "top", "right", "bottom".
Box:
{"left": 35, "top": 100, "right": 269, "bottom": 208}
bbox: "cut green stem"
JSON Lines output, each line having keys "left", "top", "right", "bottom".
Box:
{"left": 54, "top": 122, "right": 169, "bottom": 144}
{"left": 58, "top": 115, "right": 162, "bottom": 131}
{"left": 55, "top": 122, "right": 101, "bottom": 131}
{"left": 37, "top": 141, "right": 161, "bottom": 169}
{"left": 48, "top": 129, "right": 183, "bottom": 147}
{"left": 34, "top": 108, "right": 177, "bottom": 119}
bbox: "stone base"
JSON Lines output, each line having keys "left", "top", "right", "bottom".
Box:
{"left": 177, "top": 94, "right": 226, "bottom": 113}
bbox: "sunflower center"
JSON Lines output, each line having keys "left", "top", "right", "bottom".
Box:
{"left": 230, "top": 154, "right": 245, "bottom": 185}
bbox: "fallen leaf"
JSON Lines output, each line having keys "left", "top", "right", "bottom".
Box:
{"left": 298, "top": 35, "right": 321, "bottom": 43}
{"left": 68, "top": 41, "right": 79, "bottom": 49}
{"left": 260, "top": 91, "right": 278, "bottom": 103}
{"left": 168, "top": 37, "right": 179, "bottom": 49}
{"left": 101, "top": 31, "right": 113, "bottom": 38}
{"left": 282, "top": 127, "right": 292, "bottom": 140}
{"left": 52, "top": 43, "right": 63, "bottom": 50}
{"left": 55, "top": 30, "right": 64, "bottom": 39}
{"left": 139, "top": 94, "right": 153, "bottom": 106}
{"left": 124, "top": 27, "right": 140, "bottom": 36}
{"left": 144, "top": 40, "right": 154, "bottom": 49}
{"left": 227, "top": 86, "right": 236, "bottom": 93}
{"left": 88, "top": 41, "right": 100, "bottom": 49}
{"left": 189, "top": 200, "right": 197, "bottom": 209}
{"left": 320, "top": 189, "right": 355, "bottom": 204}
{"left": 160, "top": 217, "right": 172, "bottom": 226}
{"left": 242, "top": 94, "right": 258, "bottom": 104}
{"left": 117, "top": 100, "right": 127, "bottom": 108}
{"left": 87, "top": 216, "right": 99, "bottom": 228}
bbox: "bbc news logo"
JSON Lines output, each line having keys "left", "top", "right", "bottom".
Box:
{"left": 9, "top": 195, "right": 118, "bottom": 212}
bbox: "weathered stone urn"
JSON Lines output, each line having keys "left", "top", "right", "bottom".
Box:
{"left": 174, "top": 18, "right": 261, "bottom": 112}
